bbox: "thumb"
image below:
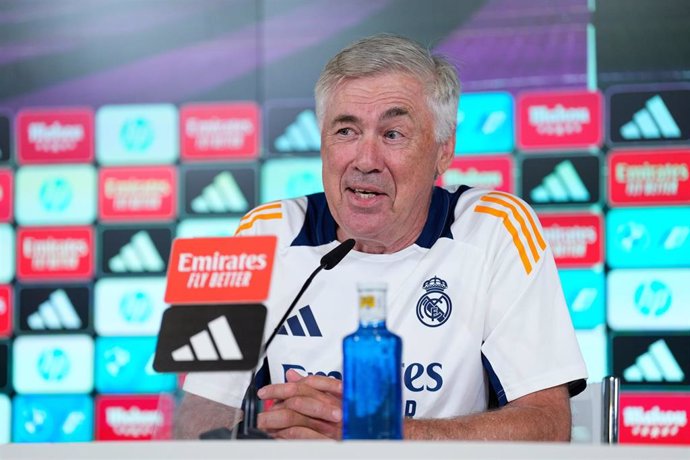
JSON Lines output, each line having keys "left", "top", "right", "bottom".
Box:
{"left": 285, "top": 368, "right": 308, "bottom": 382}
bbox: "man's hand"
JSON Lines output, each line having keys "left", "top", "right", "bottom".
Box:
{"left": 256, "top": 369, "right": 343, "bottom": 439}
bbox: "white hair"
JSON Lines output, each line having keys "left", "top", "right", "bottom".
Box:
{"left": 315, "top": 34, "right": 460, "bottom": 143}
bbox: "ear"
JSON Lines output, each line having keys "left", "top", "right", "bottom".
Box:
{"left": 435, "top": 135, "right": 456, "bottom": 177}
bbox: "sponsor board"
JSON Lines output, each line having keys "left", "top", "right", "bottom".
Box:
{"left": 180, "top": 102, "right": 259, "bottom": 160}
{"left": 94, "top": 278, "right": 167, "bottom": 336}
{"left": 99, "top": 166, "right": 177, "bottom": 221}
{"left": 0, "top": 169, "right": 12, "bottom": 221}
{"left": 559, "top": 269, "right": 605, "bottom": 330}
{"left": 177, "top": 218, "right": 240, "bottom": 238}
{"left": 154, "top": 304, "right": 266, "bottom": 373}
{"left": 575, "top": 325, "right": 607, "bottom": 383}
{"left": 17, "top": 285, "right": 91, "bottom": 334}
{"left": 17, "top": 227, "right": 93, "bottom": 281}
{"left": 165, "top": 236, "right": 275, "bottom": 304}
{"left": 0, "top": 341, "right": 9, "bottom": 392}
{"left": 538, "top": 213, "right": 603, "bottom": 267}
{"left": 0, "top": 224, "right": 14, "bottom": 283}
{"left": 607, "top": 269, "right": 690, "bottom": 331}
{"left": 266, "top": 103, "right": 320, "bottom": 155}
{"left": 607, "top": 85, "right": 690, "bottom": 147}
{"left": 96, "top": 104, "right": 178, "bottom": 165}
{"left": 612, "top": 334, "right": 690, "bottom": 389}
{"left": 607, "top": 207, "right": 690, "bottom": 268}
{"left": 15, "top": 165, "right": 97, "bottom": 225}
{"left": 619, "top": 392, "right": 690, "bottom": 444}
{"left": 517, "top": 90, "right": 602, "bottom": 151}
{"left": 0, "top": 113, "right": 10, "bottom": 163}
{"left": 17, "top": 108, "right": 93, "bottom": 164}
{"left": 181, "top": 165, "right": 256, "bottom": 217}
{"left": 12, "top": 334, "right": 94, "bottom": 393}
{"left": 438, "top": 155, "right": 513, "bottom": 192}
{"left": 521, "top": 155, "right": 600, "bottom": 207}
{"left": 0, "top": 393, "right": 9, "bottom": 443}
{"left": 12, "top": 395, "right": 93, "bottom": 443}
{"left": 455, "top": 92, "right": 514, "bottom": 154}
{"left": 95, "top": 337, "right": 176, "bottom": 393}
{"left": 261, "top": 157, "right": 323, "bottom": 202}
{"left": 0, "top": 286, "right": 11, "bottom": 337}
{"left": 95, "top": 394, "right": 173, "bottom": 441}
{"left": 99, "top": 226, "right": 172, "bottom": 277}
{"left": 608, "top": 149, "right": 690, "bottom": 206}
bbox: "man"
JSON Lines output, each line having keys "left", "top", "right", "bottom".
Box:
{"left": 178, "top": 34, "right": 587, "bottom": 441}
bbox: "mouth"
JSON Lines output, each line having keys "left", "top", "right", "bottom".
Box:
{"left": 347, "top": 187, "right": 384, "bottom": 199}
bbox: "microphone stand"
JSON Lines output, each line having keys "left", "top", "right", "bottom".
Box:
{"left": 201, "top": 239, "right": 356, "bottom": 440}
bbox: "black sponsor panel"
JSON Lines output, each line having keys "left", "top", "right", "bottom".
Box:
{"left": 0, "top": 114, "right": 10, "bottom": 163}
{"left": 607, "top": 87, "right": 690, "bottom": 146}
{"left": 0, "top": 341, "right": 8, "bottom": 392}
{"left": 265, "top": 103, "right": 320, "bottom": 156}
{"left": 612, "top": 334, "right": 690, "bottom": 389}
{"left": 17, "top": 285, "right": 91, "bottom": 334}
{"left": 520, "top": 154, "right": 600, "bottom": 207}
{"left": 154, "top": 304, "right": 266, "bottom": 372}
{"left": 99, "top": 226, "right": 173, "bottom": 277}
{"left": 182, "top": 164, "right": 257, "bottom": 218}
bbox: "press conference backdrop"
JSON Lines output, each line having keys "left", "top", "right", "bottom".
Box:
{"left": 0, "top": 0, "right": 689, "bottom": 446}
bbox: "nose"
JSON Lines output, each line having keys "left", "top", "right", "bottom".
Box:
{"left": 352, "top": 134, "right": 383, "bottom": 174}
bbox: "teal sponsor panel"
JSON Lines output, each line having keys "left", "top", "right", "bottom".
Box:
{"left": 455, "top": 92, "right": 514, "bottom": 154}
{"left": 96, "top": 104, "right": 178, "bottom": 165}
{"left": 94, "top": 278, "right": 168, "bottom": 336}
{"left": 12, "top": 395, "right": 93, "bottom": 443}
{"left": 559, "top": 269, "right": 605, "bottom": 329}
{"left": 15, "top": 165, "right": 96, "bottom": 225}
{"left": 177, "top": 218, "right": 240, "bottom": 237}
{"left": 0, "top": 224, "right": 13, "bottom": 283}
{"left": 261, "top": 157, "right": 323, "bottom": 202}
{"left": 607, "top": 268, "right": 690, "bottom": 331}
{"left": 607, "top": 207, "right": 690, "bottom": 268}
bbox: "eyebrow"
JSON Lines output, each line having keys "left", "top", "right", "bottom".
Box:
{"left": 330, "top": 106, "right": 410, "bottom": 127}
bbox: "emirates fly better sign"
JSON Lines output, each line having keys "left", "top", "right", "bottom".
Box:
{"left": 164, "top": 236, "right": 276, "bottom": 304}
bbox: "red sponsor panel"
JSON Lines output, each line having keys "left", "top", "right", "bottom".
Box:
{"left": 165, "top": 236, "right": 276, "bottom": 304}
{"left": 180, "top": 103, "right": 260, "bottom": 160}
{"left": 95, "top": 394, "right": 174, "bottom": 441}
{"left": 608, "top": 149, "right": 690, "bottom": 206}
{"left": 0, "top": 169, "right": 11, "bottom": 222}
{"left": 0, "top": 285, "right": 11, "bottom": 337}
{"left": 17, "top": 226, "right": 94, "bottom": 281}
{"left": 620, "top": 392, "right": 690, "bottom": 445}
{"left": 437, "top": 155, "right": 514, "bottom": 193}
{"left": 517, "top": 90, "right": 602, "bottom": 151}
{"left": 99, "top": 166, "right": 177, "bottom": 221}
{"left": 17, "top": 108, "right": 94, "bottom": 164}
{"left": 538, "top": 213, "right": 603, "bottom": 267}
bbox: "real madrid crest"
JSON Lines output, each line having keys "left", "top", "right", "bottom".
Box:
{"left": 416, "top": 276, "right": 452, "bottom": 327}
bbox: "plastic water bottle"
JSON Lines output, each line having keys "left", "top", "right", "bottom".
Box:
{"left": 342, "top": 282, "right": 402, "bottom": 439}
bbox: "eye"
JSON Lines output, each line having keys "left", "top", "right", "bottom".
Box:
{"left": 336, "top": 127, "right": 353, "bottom": 136}
{"left": 384, "top": 130, "right": 402, "bottom": 140}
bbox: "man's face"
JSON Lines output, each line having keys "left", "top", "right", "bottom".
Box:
{"left": 321, "top": 72, "right": 454, "bottom": 253}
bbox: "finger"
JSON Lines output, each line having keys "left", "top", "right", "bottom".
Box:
{"left": 258, "top": 380, "right": 337, "bottom": 401}
{"left": 272, "top": 426, "right": 333, "bottom": 440}
{"left": 289, "top": 372, "right": 343, "bottom": 396}
{"left": 283, "top": 396, "right": 342, "bottom": 423}
{"left": 257, "top": 408, "right": 340, "bottom": 437}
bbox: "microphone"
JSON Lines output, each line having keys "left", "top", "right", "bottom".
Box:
{"left": 236, "top": 238, "right": 356, "bottom": 439}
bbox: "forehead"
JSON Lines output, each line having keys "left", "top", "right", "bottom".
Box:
{"left": 327, "top": 72, "right": 429, "bottom": 117}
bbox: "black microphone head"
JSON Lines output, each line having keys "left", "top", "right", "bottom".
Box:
{"left": 321, "top": 239, "right": 356, "bottom": 270}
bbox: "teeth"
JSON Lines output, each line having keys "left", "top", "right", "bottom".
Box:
{"left": 354, "top": 189, "right": 376, "bottom": 197}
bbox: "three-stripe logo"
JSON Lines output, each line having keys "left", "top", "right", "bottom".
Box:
{"left": 624, "top": 339, "right": 684, "bottom": 383}
{"left": 277, "top": 305, "right": 322, "bottom": 337}
{"left": 190, "top": 171, "right": 248, "bottom": 213}
{"left": 620, "top": 95, "right": 681, "bottom": 140}
{"left": 108, "top": 231, "right": 164, "bottom": 273}
{"left": 171, "top": 315, "right": 243, "bottom": 362}
{"left": 474, "top": 191, "right": 546, "bottom": 274}
{"left": 273, "top": 110, "right": 320, "bottom": 153}
{"left": 530, "top": 160, "right": 590, "bottom": 203}
{"left": 27, "top": 289, "right": 81, "bottom": 330}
